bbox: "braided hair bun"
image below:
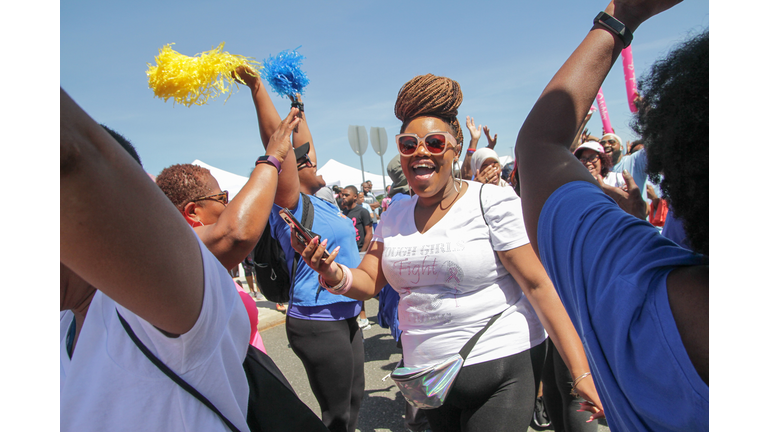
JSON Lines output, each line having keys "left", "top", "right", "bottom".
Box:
{"left": 394, "top": 74, "right": 464, "bottom": 146}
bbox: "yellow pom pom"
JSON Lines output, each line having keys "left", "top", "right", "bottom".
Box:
{"left": 146, "top": 42, "right": 262, "bottom": 107}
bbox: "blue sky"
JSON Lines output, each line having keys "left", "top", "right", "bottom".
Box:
{"left": 60, "top": 0, "right": 709, "bottom": 180}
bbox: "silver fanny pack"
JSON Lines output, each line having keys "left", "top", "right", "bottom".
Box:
{"left": 390, "top": 309, "right": 506, "bottom": 409}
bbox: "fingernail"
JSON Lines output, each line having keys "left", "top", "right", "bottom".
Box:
{"left": 321, "top": 239, "right": 328, "bottom": 247}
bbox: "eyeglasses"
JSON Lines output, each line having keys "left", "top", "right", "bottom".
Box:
{"left": 395, "top": 132, "right": 457, "bottom": 156}
{"left": 579, "top": 154, "right": 600, "bottom": 165}
{"left": 600, "top": 139, "right": 617, "bottom": 145}
{"left": 192, "top": 190, "right": 229, "bottom": 206}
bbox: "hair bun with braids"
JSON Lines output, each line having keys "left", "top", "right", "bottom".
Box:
{"left": 394, "top": 74, "right": 464, "bottom": 145}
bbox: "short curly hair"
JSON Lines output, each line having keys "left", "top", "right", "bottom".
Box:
{"left": 155, "top": 164, "right": 214, "bottom": 211}
{"left": 631, "top": 30, "right": 708, "bottom": 255}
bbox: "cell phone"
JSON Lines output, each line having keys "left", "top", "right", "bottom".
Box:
{"left": 278, "top": 208, "right": 330, "bottom": 259}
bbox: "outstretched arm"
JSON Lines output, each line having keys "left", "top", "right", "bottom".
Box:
{"left": 236, "top": 66, "right": 301, "bottom": 209}
{"left": 61, "top": 88, "right": 204, "bottom": 335}
{"left": 514, "top": 0, "right": 680, "bottom": 254}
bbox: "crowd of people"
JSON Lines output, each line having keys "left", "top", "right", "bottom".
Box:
{"left": 61, "top": 1, "right": 707, "bottom": 431}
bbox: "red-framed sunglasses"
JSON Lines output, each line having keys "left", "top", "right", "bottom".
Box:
{"left": 395, "top": 132, "right": 457, "bottom": 156}
{"left": 192, "top": 190, "right": 229, "bottom": 206}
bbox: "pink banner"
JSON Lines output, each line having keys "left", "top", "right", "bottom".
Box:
{"left": 621, "top": 46, "right": 639, "bottom": 113}
{"left": 596, "top": 87, "right": 613, "bottom": 134}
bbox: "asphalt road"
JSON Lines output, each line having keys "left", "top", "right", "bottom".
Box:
{"left": 258, "top": 298, "right": 611, "bottom": 432}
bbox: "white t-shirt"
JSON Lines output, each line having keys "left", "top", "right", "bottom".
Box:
{"left": 373, "top": 181, "right": 547, "bottom": 368}
{"left": 602, "top": 171, "right": 626, "bottom": 189}
{"left": 60, "top": 236, "right": 251, "bottom": 432}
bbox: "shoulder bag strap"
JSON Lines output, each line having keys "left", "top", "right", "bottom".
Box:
{"left": 458, "top": 308, "right": 507, "bottom": 360}
{"left": 117, "top": 310, "right": 241, "bottom": 432}
{"left": 479, "top": 183, "right": 489, "bottom": 226}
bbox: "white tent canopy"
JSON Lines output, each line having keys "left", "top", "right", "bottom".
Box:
{"left": 317, "top": 159, "right": 391, "bottom": 196}
{"left": 193, "top": 158, "right": 393, "bottom": 200}
{"left": 192, "top": 160, "right": 249, "bottom": 199}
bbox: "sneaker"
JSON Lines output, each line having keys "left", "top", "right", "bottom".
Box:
{"left": 357, "top": 318, "right": 371, "bottom": 330}
{"left": 532, "top": 396, "right": 551, "bottom": 428}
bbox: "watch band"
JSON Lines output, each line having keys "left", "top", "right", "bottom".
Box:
{"left": 594, "top": 11, "right": 633, "bottom": 48}
{"left": 256, "top": 155, "right": 282, "bottom": 174}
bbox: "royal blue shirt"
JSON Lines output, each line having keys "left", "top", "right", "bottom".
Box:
{"left": 538, "top": 181, "right": 708, "bottom": 431}
{"left": 270, "top": 195, "right": 361, "bottom": 320}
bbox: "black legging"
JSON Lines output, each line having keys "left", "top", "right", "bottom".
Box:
{"left": 285, "top": 316, "right": 365, "bottom": 432}
{"left": 423, "top": 341, "right": 546, "bottom": 432}
{"left": 541, "top": 338, "right": 597, "bottom": 432}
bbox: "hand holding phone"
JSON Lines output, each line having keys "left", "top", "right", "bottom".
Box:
{"left": 278, "top": 208, "right": 330, "bottom": 259}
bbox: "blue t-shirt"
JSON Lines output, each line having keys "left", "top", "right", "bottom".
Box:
{"left": 537, "top": 181, "right": 708, "bottom": 432}
{"left": 613, "top": 149, "right": 649, "bottom": 201}
{"left": 270, "top": 195, "right": 361, "bottom": 320}
{"left": 375, "top": 192, "right": 410, "bottom": 341}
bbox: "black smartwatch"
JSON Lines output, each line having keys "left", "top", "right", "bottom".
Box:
{"left": 256, "top": 155, "right": 282, "bottom": 174}
{"left": 594, "top": 11, "right": 633, "bottom": 49}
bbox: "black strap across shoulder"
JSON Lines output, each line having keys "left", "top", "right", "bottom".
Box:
{"left": 117, "top": 311, "right": 242, "bottom": 432}
{"left": 458, "top": 308, "right": 506, "bottom": 360}
{"left": 456, "top": 183, "right": 501, "bottom": 360}
{"left": 290, "top": 193, "right": 315, "bottom": 305}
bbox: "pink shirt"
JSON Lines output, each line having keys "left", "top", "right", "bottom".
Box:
{"left": 234, "top": 281, "right": 266, "bottom": 353}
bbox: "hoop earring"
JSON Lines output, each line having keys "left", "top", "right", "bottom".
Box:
{"left": 192, "top": 220, "right": 205, "bottom": 228}
{"left": 452, "top": 162, "right": 461, "bottom": 193}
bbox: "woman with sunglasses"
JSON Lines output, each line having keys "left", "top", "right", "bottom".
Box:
{"left": 155, "top": 110, "right": 301, "bottom": 352}
{"left": 294, "top": 74, "right": 601, "bottom": 432}
{"left": 573, "top": 141, "right": 626, "bottom": 189}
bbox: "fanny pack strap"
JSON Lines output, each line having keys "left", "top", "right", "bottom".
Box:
{"left": 458, "top": 308, "right": 506, "bottom": 360}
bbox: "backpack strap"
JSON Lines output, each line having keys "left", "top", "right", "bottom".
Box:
{"left": 289, "top": 193, "right": 316, "bottom": 306}
{"left": 117, "top": 310, "right": 242, "bottom": 432}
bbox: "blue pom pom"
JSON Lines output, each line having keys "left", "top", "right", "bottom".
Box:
{"left": 261, "top": 47, "right": 310, "bottom": 98}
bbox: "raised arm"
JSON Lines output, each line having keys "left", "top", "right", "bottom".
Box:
{"left": 236, "top": 66, "right": 301, "bottom": 209}
{"left": 514, "top": 0, "right": 680, "bottom": 254}
{"left": 61, "top": 88, "right": 204, "bottom": 335}
{"left": 195, "top": 108, "right": 300, "bottom": 270}
{"left": 483, "top": 125, "right": 497, "bottom": 149}
{"left": 461, "top": 116, "right": 482, "bottom": 179}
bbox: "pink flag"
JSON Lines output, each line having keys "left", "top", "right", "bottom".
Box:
{"left": 596, "top": 87, "right": 613, "bottom": 134}
{"left": 621, "top": 46, "right": 639, "bottom": 113}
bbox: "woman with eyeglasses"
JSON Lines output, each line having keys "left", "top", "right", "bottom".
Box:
{"left": 573, "top": 141, "right": 626, "bottom": 189}
{"left": 155, "top": 110, "right": 301, "bottom": 352}
{"left": 293, "top": 74, "right": 601, "bottom": 432}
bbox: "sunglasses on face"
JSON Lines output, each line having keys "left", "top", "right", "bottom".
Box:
{"left": 192, "top": 190, "right": 229, "bottom": 206}
{"left": 579, "top": 154, "right": 600, "bottom": 165}
{"left": 296, "top": 155, "right": 314, "bottom": 170}
{"left": 395, "top": 132, "right": 457, "bottom": 156}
